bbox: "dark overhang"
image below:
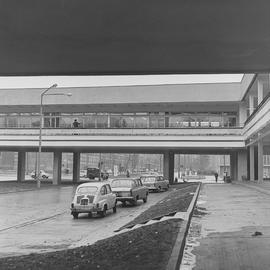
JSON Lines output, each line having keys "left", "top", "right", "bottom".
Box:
{"left": 1, "top": 0, "right": 270, "bottom": 76}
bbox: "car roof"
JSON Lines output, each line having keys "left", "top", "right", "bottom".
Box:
{"left": 111, "top": 178, "right": 138, "bottom": 181}
{"left": 140, "top": 174, "right": 162, "bottom": 177}
{"left": 76, "top": 181, "right": 110, "bottom": 189}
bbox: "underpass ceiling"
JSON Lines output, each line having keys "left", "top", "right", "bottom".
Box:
{"left": 0, "top": 1, "right": 270, "bottom": 76}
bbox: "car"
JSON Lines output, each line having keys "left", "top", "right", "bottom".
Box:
{"left": 110, "top": 178, "right": 148, "bottom": 206}
{"left": 80, "top": 169, "right": 87, "bottom": 178}
{"left": 86, "top": 167, "right": 109, "bottom": 180}
{"left": 140, "top": 174, "right": 169, "bottom": 192}
{"left": 30, "top": 170, "right": 49, "bottom": 179}
{"left": 70, "top": 182, "right": 117, "bottom": 219}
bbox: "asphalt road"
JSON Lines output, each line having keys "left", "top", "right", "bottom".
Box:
{"left": 0, "top": 186, "right": 170, "bottom": 258}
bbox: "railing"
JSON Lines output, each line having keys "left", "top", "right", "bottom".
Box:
{"left": 0, "top": 127, "right": 243, "bottom": 136}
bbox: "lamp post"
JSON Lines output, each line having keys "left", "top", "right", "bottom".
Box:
{"left": 36, "top": 84, "right": 72, "bottom": 188}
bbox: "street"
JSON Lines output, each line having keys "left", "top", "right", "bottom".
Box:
{"left": 0, "top": 185, "right": 170, "bottom": 258}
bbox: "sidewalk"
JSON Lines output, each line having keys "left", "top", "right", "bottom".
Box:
{"left": 180, "top": 181, "right": 270, "bottom": 270}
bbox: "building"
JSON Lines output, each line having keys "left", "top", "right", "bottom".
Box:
{"left": 0, "top": 73, "right": 269, "bottom": 184}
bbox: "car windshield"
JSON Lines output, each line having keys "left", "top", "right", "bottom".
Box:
{"left": 140, "top": 177, "right": 156, "bottom": 183}
{"left": 111, "top": 180, "right": 133, "bottom": 188}
{"left": 77, "top": 186, "right": 98, "bottom": 194}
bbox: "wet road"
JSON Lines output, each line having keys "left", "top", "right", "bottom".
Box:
{"left": 0, "top": 186, "right": 169, "bottom": 258}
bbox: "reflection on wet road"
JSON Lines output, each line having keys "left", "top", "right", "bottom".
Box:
{"left": 0, "top": 186, "right": 169, "bottom": 257}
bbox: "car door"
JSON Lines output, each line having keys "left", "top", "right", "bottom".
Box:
{"left": 106, "top": 184, "right": 115, "bottom": 209}
{"left": 159, "top": 176, "right": 166, "bottom": 189}
{"left": 136, "top": 179, "right": 145, "bottom": 198}
{"left": 100, "top": 185, "right": 107, "bottom": 208}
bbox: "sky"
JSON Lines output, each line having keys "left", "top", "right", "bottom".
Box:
{"left": 0, "top": 74, "right": 243, "bottom": 89}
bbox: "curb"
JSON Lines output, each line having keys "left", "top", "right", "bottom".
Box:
{"left": 166, "top": 182, "right": 201, "bottom": 270}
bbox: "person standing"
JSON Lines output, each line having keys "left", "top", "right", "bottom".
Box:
{"left": 214, "top": 172, "right": 218, "bottom": 182}
{"left": 73, "top": 119, "right": 80, "bottom": 128}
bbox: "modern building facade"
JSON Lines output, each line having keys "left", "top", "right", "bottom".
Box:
{"left": 0, "top": 73, "right": 269, "bottom": 184}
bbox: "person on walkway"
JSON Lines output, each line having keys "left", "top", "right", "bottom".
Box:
{"left": 73, "top": 119, "right": 80, "bottom": 128}
{"left": 214, "top": 172, "right": 218, "bottom": 182}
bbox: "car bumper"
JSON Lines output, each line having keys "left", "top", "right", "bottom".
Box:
{"left": 116, "top": 196, "right": 134, "bottom": 202}
{"left": 71, "top": 205, "right": 102, "bottom": 213}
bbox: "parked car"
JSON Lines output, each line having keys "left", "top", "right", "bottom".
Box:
{"left": 80, "top": 170, "right": 87, "bottom": 178}
{"left": 87, "top": 167, "right": 109, "bottom": 180}
{"left": 70, "top": 182, "right": 117, "bottom": 219}
{"left": 110, "top": 178, "right": 148, "bottom": 206}
{"left": 140, "top": 174, "right": 169, "bottom": 192}
{"left": 30, "top": 170, "right": 49, "bottom": 179}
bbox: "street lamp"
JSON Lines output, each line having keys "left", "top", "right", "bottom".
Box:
{"left": 36, "top": 84, "right": 72, "bottom": 188}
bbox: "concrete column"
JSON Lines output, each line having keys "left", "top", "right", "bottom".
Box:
{"left": 163, "top": 151, "right": 174, "bottom": 184}
{"left": 17, "top": 151, "right": 26, "bottom": 182}
{"left": 53, "top": 151, "right": 62, "bottom": 185}
{"left": 258, "top": 80, "right": 264, "bottom": 105}
{"left": 258, "top": 140, "right": 264, "bottom": 183}
{"left": 249, "top": 95, "right": 254, "bottom": 115}
{"left": 72, "top": 152, "right": 81, "bottom": 183}
{"left": 230, "top": 153, "right": 237, "bottom": 181}
{"left": 237, "top": 150, "right": 248, "bottom": 181}
{"left": 238, "top": 102, "right": 247, "bottom": 127}
{"left": 249, "top": 145, "right": 255, "bottom": 181}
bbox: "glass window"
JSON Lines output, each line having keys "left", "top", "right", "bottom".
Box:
{"left": 19, "top": 117, "right": 31, "bottom": 128}
{"left": 96, "top": 114, "right": 108, "bottom": 128}
{"left": 6, "top": 117, "right": 18, "bottom": 128}
{"left": 100, "top": 186, "right": 107, "bottom": 195}
{"left": 84, "top": 115, "right": 96, "bottom": 128}
{"left": 134, "top": 116, "right": 148, "bottom": 128}
{"left": 149, "top": 113, "right": 165, "bottom": 128}
{"left": 106, "top": 184, "right": 112, "bottom": 193}
{"left": 77, "top": 186, "right": 98, "bottom": 194}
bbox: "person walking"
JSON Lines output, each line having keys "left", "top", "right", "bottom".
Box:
{"left": 214, "top": 172, "right": 218, "bottom": 182}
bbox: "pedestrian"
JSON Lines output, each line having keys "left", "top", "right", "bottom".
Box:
{"left": 73, "top": 119, "right": 80, "bottom": 128}
{"left": 126, "top": 170, "right": 130, "bottom": 177}
{"left": 214, "top": 172, "right": 218, "bottom": 182}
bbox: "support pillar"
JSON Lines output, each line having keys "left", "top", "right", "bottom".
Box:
{"left": 237, "top": 150, "right": 248, "bottom": 181}
{"left": 163, "top": 151, "right": 174, "bottom": 184}
{"left": 17, "top": 151, "right": 26, "bottom": 182}
{"left": 53, "top": 151, "right": 62, "bottom": 185}
{"left": 73, "top": 152, "right": 81, "bottom": 183}
{"left": 230, "top": 153, "right": 237, "bottom": 181}
{"left": 249, "top": 145, "right": 255, "bottom": 181}
{"left": 258, "top": 140, "right": 264, "bottom": 183}
{"left": 249, "top": 95, "right": 254, "bottom": 116}
{"left": 238, "top": 102, "right": 247, "bottom": 127}
{"left": 258, "top": 80, "right": 264, "bottom": 105}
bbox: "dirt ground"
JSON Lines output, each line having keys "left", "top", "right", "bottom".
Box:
{"left": 0, "top": 219, "right": 182, "bottom": 270}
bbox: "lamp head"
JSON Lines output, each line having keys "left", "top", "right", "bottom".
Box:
{"left": 52, "top": 83, "right": 58, "bottom": 88}
{"left": 67, "top": 93, "right": 72, "bottom": 97}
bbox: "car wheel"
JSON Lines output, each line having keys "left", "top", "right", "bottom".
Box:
{"left": 42, "top": 175, "right": 47, "bottom": 179}
{"left": 99, "top": 205, "right": 107, "bottom": 217}
{"left": 72, "top": 213, "right": 78, "bottom": 219}
{"left": 113, "top": 203, "right": 117, "bottom": 213}
{"left": 143, "top": 195, "right": 148, "bottom": 203}
{"left": 132, "top": 197, "right": 138, "bottom": 206}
